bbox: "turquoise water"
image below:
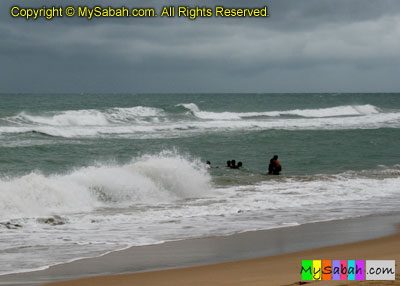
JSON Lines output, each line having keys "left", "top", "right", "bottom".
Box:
{"left": 0, "top": 93, "right": 399, "bottom": 275}
{"left": 1, "top": 93, "right": 399, "bottom": 175}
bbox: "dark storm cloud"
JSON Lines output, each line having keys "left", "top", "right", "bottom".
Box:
{"left": 1, "top": 0, "right": 400, "bottom": 93}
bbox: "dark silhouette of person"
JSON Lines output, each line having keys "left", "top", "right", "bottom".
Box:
{"left": 230, "top": 160, "right": 243, "bottom": 169}
{"left": 268, "top": 155, "right": 282, "bottom": 175}
{"left": 206, "top": 161, "right": 219, "bottom": 168}
{"left": 226, "top": 160, "right": 231, "bottom": 168}
{"left": 206, "top": 161, "right": 211, "bottom": 168}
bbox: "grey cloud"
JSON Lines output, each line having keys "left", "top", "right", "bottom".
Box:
{"left": 1, "top": 0, "right": 400, "bottom": 93}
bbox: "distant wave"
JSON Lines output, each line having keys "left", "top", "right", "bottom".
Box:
{"left": 177, "top": 103, "right": 381, "bottom": 120}
{"left": 4, "top": 106, "right": 164, "bottom": 127}
{"left": 0, "top": 151, "right": 211, "bottom": 220}
{"left": 0, "top": 104, "right": 398, "bottom": 138}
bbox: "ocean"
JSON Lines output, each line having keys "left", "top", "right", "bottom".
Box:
{"left": 0, "top": 93, "right": 399, "bottom": 275}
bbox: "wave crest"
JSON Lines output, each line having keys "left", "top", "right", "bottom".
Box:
{"left": 177, "top": 103, "right": 381, "bottom": 120}
{"left": 6, "top": 106, "right": 164, "bottom": 127}
{"left": 0, "top": 152, "right": 211, "bottom": 220}
{"left": 0, "top": 104, "right": 398, "bottom": 138}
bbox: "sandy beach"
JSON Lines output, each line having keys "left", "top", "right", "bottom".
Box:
{"left": 45, "top": 227, "right": 400, "bottom": 286}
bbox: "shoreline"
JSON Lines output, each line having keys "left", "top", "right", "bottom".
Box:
{"left": 1, "top": 213, "right": 400, "bottom": 285}
{"left": 45, "top": 219, "right": 400, "bottom": 286}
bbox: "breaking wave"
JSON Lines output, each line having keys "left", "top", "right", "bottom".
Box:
{"left": 0, "top": 104, "right": 398, "bottom": 138}
{"left": 0, "top": 152, "right": 211, "bottom": 220}
{"left": 178, "top": 103, "right": 381, "bottom": 120}
{"left": 5, "top": 106, "right": 164, "bottom": 126}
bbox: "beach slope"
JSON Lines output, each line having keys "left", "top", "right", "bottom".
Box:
{"left": 44, "top": 220, "right": 400, "bottom": 286}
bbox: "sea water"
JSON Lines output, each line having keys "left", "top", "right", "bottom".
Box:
{"left": 0, "top": 93, "right": 399, "bottom": 275}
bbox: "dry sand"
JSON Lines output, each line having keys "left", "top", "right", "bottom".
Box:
{"left": 45, "top": 227, "right": 400, "bottom": 286}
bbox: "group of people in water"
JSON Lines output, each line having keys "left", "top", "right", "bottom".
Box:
{"left": 226, "top": 160, "right": 243, "bottom": 169}
{"left": 207, "top": 155, "right": 282, "bottom": 175}
{"left": 206, "top": 160, "right": 243, "bottom": 169}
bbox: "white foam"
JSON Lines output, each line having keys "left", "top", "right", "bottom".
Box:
{"left": 282, "top": 104, "right": 380, "bottom": 117}
{"left": 178, "top": 103, "right": 381, "bottom": 120}
{"left": 0, "top": 151, "right": 211, "bottom": 220}
{"left": 178, "top": 103, "right": 201, "bottom": 113}
{"left": 0, "top": 105, "right": 398, "bottom": 138}
{"left": 16, "top": 110, "right": 110, "bottom": 126}
{"left": 1, "top": 167, "right": 400, "bottom": 277}
{"left": 0, "top": 111, "right": 399, "bottom": 138}
{"left": 233, "top": 175, "right": 400, "bottom": 211}
{"left": 6, "top": 106, "right": 164, "bottom": 127}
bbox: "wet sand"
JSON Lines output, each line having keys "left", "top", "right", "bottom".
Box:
{"left": 46, "top": 227, "right": 400, "bottom": 286}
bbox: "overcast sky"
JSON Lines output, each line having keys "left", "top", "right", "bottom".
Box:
{"left": 1, "top": 0, "right": 400, "bottom": 93}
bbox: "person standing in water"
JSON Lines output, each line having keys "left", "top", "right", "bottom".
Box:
{"left": 268, "top": 155, "right": 282, "bottom": 175}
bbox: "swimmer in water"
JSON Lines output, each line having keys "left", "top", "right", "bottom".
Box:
{"left": 268, "top": 155, "right": 282, "bottom": 175}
